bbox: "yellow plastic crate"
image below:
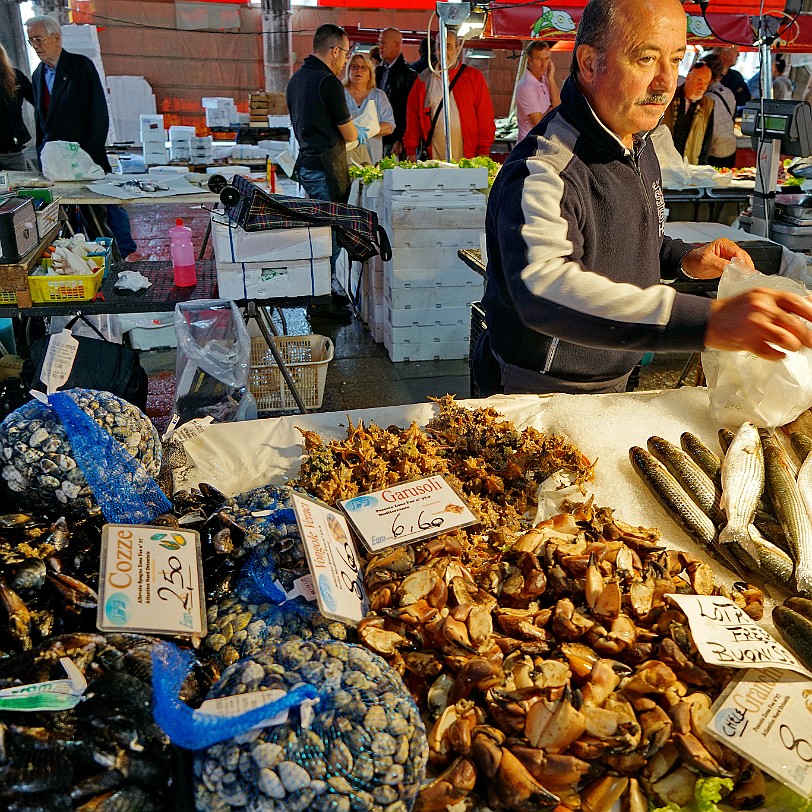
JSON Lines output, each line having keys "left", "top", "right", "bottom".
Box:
{"left": 250, "top": 333, "right": 333, "bottom": 411}
{"left": 29, "top": 266, "right": 103, "bottom": 304}
{"left": 28, "top": 238, "right": 111, "bottom": 303}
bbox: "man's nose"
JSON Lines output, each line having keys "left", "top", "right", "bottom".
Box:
{"left": 652, "top": 58, "right": 676, "bottom": 93}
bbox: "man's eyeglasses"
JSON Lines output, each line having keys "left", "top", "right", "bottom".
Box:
{"left": 334, "top": 46, "right": 350, "bottom": 55}
{"left": 27, "top": 34, "right": 54, "bottom": 46}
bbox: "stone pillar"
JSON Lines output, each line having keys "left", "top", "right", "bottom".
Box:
{"left": 262, "top": 0, "right": 293, "bottom": 95}
{"left": 0, "top": 4, "right": 28, "bottom": 72}
{"left": 31, "top": 0, "right": 70, "bottom": 26}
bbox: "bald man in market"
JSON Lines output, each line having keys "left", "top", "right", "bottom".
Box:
{"left": 473, "top": 0, "right": 812, "bottom": 397}
{"left": 376, "top": 28, "right": 416, "bottom": 157}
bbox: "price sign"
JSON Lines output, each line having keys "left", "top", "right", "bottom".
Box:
{"left": 707, "top": 668, "right": 812, "bottom": 798}
{"left": 291, "top": 492, "right": 368, "bottom": 625}
{"left": 97, "top": 524, "right": 206, "bottom": 637}
{"left": 338, "top": 475, "right": 478, "bottom": 552}
{"left": 39, "top": 329, "right": 78, "bottom": 395}
{"left": 669, "top": 594, "right": 812, "bottom": 678}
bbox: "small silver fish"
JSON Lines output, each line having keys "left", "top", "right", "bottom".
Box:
{"left": 719, "top": 422, "right": 764, "bottom": 562}
{"left": 763, "top": 431, "right": 812, "bottom": 596}
{"left": 791, "top": 432, "right": 812, "bottom": 465}
{"left": 629, "top": 446, "right": 717, "bottom": 549}
{"left": 648, "top": 436, "right": 725, "bottom": 527}
{"left": 680, "top": 431, "right": 722, "bottom": 485}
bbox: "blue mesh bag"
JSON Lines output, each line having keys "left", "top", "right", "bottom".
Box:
{"left": 0, "top": 388, "right": 168, "bottom": 521}
{"left": 185, "top": 638, "right": 428, "bottom": 812}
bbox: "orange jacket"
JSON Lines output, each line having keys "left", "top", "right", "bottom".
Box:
{"left": 403, "top": 64, "right": 496, "bottom": 159}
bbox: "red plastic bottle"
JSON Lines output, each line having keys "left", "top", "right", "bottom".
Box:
{"left": 170, "top": 218, "right": 197, "bottom": 287}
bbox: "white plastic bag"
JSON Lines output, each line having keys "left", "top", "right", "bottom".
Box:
{"left": 702, "top": 258, "right": 812, "bottom": 428}
{"left": 40, "top": 141, "right": 106, "bottom": 181}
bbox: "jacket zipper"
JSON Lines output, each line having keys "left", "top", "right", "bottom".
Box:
{"left": 631, "top": 150, "right": 653, "bottom": 219}
{"left": 542, "top": 338, "right": 559, "bottom": 374}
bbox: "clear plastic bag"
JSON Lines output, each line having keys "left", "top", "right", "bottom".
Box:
{"left": 40, "top": 140, "right": 106, "bottom": 181}
{"left": 171, "top": 300, "right": 256, "bottom": 427}
{"left": 702, "top": 259, "right": 812, "bottom": 428}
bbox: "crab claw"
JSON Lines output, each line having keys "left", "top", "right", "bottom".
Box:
{"left": 414, "top": 757, "right": 477, "bottom": 812}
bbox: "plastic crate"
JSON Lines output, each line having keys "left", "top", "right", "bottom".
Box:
{"left": 249, "top": 333, "right": 333, "bottom": 411}
{"left": 28, "top": 266, "right": 103, "bottom": 303}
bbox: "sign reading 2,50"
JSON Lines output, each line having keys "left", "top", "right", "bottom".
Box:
{"left": 157, "top": 555, "right": 194, "bottom": 610}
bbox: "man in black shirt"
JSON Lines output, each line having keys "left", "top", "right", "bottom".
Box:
{"left": 376, "top": 28, "right": 416, "bottom": 157}
{"left": 288, "top": 24, "right": 363, "bottom": 312}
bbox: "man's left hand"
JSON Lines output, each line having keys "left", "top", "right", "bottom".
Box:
{"left": 681, "top": 238, "right": 755, "bottom": 280}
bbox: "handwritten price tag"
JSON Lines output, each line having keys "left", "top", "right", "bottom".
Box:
{"left": 338, "top": 475, "right": 477, "bottom": 552}
{"left": 291, "top": 493, "right": 368, "bottom": 625}
{"left": 669, "top": 594, "right": 812, "bottom": 678}
{"left": 707, "top": 668, "right": 812, "bottom": 798}
{"left": 39, "top": 329, "right": 78, "bottom": 395}
{"left": 97, "top": 524, "right": 207, "bottom": 637}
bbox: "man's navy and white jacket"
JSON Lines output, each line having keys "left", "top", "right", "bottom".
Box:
{"left": 479, "top": 75, "right": 712, "bottom": 393}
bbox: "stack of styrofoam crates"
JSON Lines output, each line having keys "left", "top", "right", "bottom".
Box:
{"left": 359, "top": 179, "right": 386, "bottom": 341}
{"left": 108, "top": 76, "right": 156, "bottom": 145}
{"left": 203, "top": 97, "right": 238, "bottom": 129}
{"left": 191, "top": 136, "right": 214, "bottom": 164}
{"left": 169, "top": 126, "right": 196, "bottom": 163}
{"left": 380, "top": 165, "right": 487, "bottom": 362}
{"left": 140, "top": 114, "right": 168, "bottom": 165}
{"left": 211, "top": 216, "right": 333, "bottom": 300}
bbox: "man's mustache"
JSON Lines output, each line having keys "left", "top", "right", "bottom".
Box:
{"left": 637, "top": 95, "right": 669, "bottom": 105}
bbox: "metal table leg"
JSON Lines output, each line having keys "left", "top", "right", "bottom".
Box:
{"left": 198, "top": 218, "right": 212, "bottom": 260}
{"left": 246, "top": 301, "right": 309, "bottom": 414}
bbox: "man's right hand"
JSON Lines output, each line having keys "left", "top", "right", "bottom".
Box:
{"left": 705, "top": 288, "right": 812, "bottom": 360}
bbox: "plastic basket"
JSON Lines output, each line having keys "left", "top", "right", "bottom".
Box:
{"left": 28, "top": 238, "right": 111, "bottom": 303}
{"left": 249, "top": 333, "right": 333, "bottom": 411}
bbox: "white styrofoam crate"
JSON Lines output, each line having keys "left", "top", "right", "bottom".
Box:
{"left": 384, "top": 335, "right": 470, "bottom": 363}
{"left": 384, "top": 165, "right": 488, "bottom": 192}
{"left": 385, "top": 303, "right": 470, "bottom": 329}
{"left": 169, "top": 125, "right": 196, "bottom": 139}
{"left": 386, "top": 257, "right": 484, "bottom": 288}
{"left": 385, "top": 194, "right": 486, "bottom": 230}
{"left": 387, "top": 228, "right": 481, "bottom": 251}
{"left": 141, "top": 130, "right": 167, "bottom": 144}
{"left": 384, "top": 320, "right": 468, "bottom": 344}
{"left": 127, "top": 321, "right": 177, "bottom": 350}
{"left": 139, "top": 114, "right": 164, "bottom": 128}
{"left": 212, "top": 219, "right": 332, "bottom": 264}
{"left": 217, "top": 257, "right": 331, "bottom": 300}
{"left": 202, "top": 97, "right": 235, "bottom": 109}
{"left": 143, "top": 148, "right": 170, "bottom": 165}
{"left": 385, "top": 280, "right": 483, "bottom": 310}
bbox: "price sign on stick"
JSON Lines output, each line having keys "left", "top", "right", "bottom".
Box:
{"left": 291, "top": 492, "right": 368, "bottom": 625}
{"left": 97, "top": 524, "right": 206, "bottom": 636}
{"left": 338, "top": 475, "right": 478, "bottom": 552}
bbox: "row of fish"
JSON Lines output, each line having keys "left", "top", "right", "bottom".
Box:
{"left": 630, "top": 422, "right": 812, "bottom": 597}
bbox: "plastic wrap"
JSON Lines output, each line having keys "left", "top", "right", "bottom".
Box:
{"left": 171, "top": 300, "right": 256, "bottom": 427}
{"left": 703, "top": 260, "right": 812, "bottom": 428}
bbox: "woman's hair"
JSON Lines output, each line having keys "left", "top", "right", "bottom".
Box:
{"left": 343, "top": 52, "right": 377, "bottom": 92}
{"left": 0, "top": 44, "right": 16, "bottom": 99}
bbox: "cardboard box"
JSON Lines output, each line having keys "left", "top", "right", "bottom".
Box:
{"left": 217, "top": 257, "right": 331, "bottom": 300}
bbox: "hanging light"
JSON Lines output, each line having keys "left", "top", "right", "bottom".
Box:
{"left": 458, "top": 8, "right": 488, "bottom": 39}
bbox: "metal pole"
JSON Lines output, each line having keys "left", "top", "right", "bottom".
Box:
{"left": 760, "top": 42, "right": 773, "bottom": 100}
{"left": 439, "top": 19, "right": 453, "bottom": 161}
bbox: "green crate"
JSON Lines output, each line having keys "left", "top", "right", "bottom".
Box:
{"left": 15, "top": 188, "right": 54, "bottom": 205}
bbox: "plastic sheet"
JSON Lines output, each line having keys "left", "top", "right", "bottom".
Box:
{"left": 171, "top": 299, "right": 256, "bottom": 427}
{"left": 703, "top": 260, "right": 812, "bottom": 428}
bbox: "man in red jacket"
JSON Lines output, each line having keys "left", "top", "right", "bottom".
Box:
{"left": 403, "top": 29, "right": 495, "bottom": 161}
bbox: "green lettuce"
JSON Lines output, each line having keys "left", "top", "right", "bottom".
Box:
{"left": 651, "top": 777, "right": 734, "bottom": 812}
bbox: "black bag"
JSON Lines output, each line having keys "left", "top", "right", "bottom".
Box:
{"left": 24, "top": 315, "right": 149, "bottom": 412}
{"left": 417, "top": 64, "right": 466, "bottom": 161}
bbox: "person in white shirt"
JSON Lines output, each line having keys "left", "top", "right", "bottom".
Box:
{"left": 515, "top": 41, "right": 561, "bottom": 141}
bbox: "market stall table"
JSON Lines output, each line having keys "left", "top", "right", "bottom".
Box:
{"left": 0, "top": 260, "right": 330, "bottom": 414}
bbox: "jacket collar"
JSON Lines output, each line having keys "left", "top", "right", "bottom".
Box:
{"left": 304, "top": 54, "right": 333, "bottom": 75}
{"left": 560, "top": 74, "right": 650, "bottom": 160}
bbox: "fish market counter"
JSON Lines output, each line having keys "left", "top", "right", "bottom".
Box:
{"left": 178, "top": 387, "right": 782, "bottom": 601}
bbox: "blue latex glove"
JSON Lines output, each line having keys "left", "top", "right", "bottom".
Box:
{"left": 356, "top": 125, "right": 369, "bottom": 145}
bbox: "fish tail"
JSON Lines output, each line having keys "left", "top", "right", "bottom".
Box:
{"left": 794, "top": 566, "right": 812, "bottom": 599}
{"left": 718, "top": 524, "right": 760, "bottom": 566}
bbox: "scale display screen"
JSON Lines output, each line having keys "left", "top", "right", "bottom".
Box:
{"left": 757, "top": 114, "right": 792, "bottom": 135}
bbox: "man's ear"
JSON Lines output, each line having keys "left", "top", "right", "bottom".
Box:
{"left": 576, "top": 44, "right": 597, "bottom": 83}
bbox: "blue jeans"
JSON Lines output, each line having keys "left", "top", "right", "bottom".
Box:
{"left": 106, "top": 205, "right": 137, "bottom": 259}
{"left": 297, "top": 165, "right": 343, "bottom": 293}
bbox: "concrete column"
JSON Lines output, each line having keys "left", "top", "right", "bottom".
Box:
{"left": 30, "top": 0, "right": 70, "bottom": 26}
{"left": 262, "top": 0, "right": 293, "bottom": 95}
